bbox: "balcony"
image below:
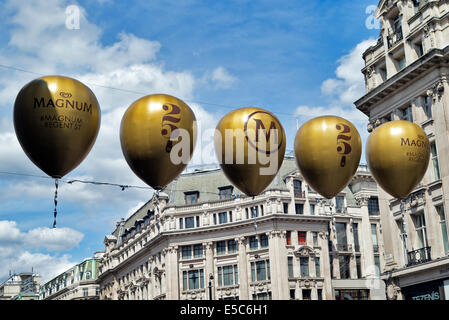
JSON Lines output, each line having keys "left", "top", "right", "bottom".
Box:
{"left": 407, "top": 247, "right": 431, "bottom": 267}
{"left": 294, "top": 191, "right": 306, "bottom": 199}
{"left": 387, "top": 28, "right": 403, "bottom": 49}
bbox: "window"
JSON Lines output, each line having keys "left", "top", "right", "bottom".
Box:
{"left": 379, "top": 66, "right": 387, "bottom": 81}
{"left": 293, "top": 180, "right": 302, "bottom": 196}
{"left": 401, "top": 105, "right": 413, "bottom": 122}
{"left": 260, "top": 234, "right": 269, "bottom": 248}
{"left": 249, "top": 236, "right": 258, "bottom": 250}
{"left": 298, "top": 232, "right": 307, "bottom": 245}
{"left": 227, "top": 240, "right": 237, "bottom": 253}
{"left": 302, "top": 289, "right": 311, "bottom": 300}
{"left": 415, "top": 41, "right": 424, "bottom": 57}
{"left": 286, "top": 231, "right": 291, "bottom": 245}
{"left": 336, "top": 222, "right": 347, "bottom": 250}
{"left": 219, "top": 212, "right": 228, "bottom": 224}
{"left": 312, "top": 232, "right": 318, "bottom": 247}
{"left": 437, "top": 205, "right": 449, "bottom": 253}
{"left": 184, "top": 191, "right": 199, "bottom": 204}
{"left": 181, "top": 246, "right": 192, "bottom": 260}
{"left": 352, "top": 223, "right": 360, "bottom": 252}
{"left": 217, "top": 241, "right": 227, "bottom": 255}
{"left": 424, "top": 95, "right": 432, "bottom": 118}
{"left": 335, "top": 289, "right": 369, "bottom": 300}
{"left": 335, "top": 196, "right": 344, "bottom": 213}
{"left": 229, "top": 211, "right": 233, "bottom": 222}
{"left": 295, "top": 203, "right": 304, "bottom": 215}
{"left": 371, "top": 224, "right": 379, "bottom": 253}
{"left": 217, "top": 265, "right": 238, "bottom": 287}
{"left": 413, "top": 213, "right": 428, "bottom": 248}
{"left": 179, "top": 218, "right": 184, "bottom": 230}
{"left": 288, "top": 257, "right": 294, "bottom": 278}
{"left": 374, "top": 256, "right": 381, "bottom": 276}
{"left": 218, "top": 186, "right": 233, "bottom": 200}
{"left": 250, "top": 206, "right": 259, "bottom": 218}
{"left": 251, "top": 260, "right": 270, "bottom": 282}
{"left": 83, "top": 288, "right": 88, "bottom": 297}
{"left": 397, "top": 56, "right": 406, "bottom": 71}
{"left": 317, "top": 289, "right": 323, "bottom": 300}
{"left": 196, "top": 216, "right": 200, "bottom": 228}
{"left": 213, "top": 213, "right": 217, "bottom": 225}
{"left": 300, "top": 257, "right": 309, "bottom": 277}
{"left": 252, "top": 292, "right": 271, "bottom": 300}
{"left": 310, "top": 204, "right": 315, "bottom": 216}
{"left": 397, "top": 219, "right": 408, "bottom": 265}
{"left": 339, "top": 256, "right": 350, "bottom": 279}
{"left": 245, "top": 208, "right": 249, "bottom": 219}
{"left": 185, "top": 217, "right": 194, "bottom": 229}
{"left": 431, "top": 142, "right": 440, "bottom": 180}
{"left": 356, "top": 256, "right": 362, "bottom": 279}
{"left": 368, "top": 197, "right": 379, "bottom": 215}
{"left": 283, "top": 203, "right": 289, "bottom": 214}
{"left": 193, "top": 244, "right": 203, "bottom": 258}
{"left": 290, "top": 289, "right": 295, "bottom": 300}
{"left": 315, "top": 257, "right": 321, "bottom": 277}
{"left": 183, "top": 269, "right": 205, "bottom": 290}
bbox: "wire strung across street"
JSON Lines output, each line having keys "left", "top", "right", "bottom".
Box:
{"left": 0, "top": 63, "right": 369, "bottom": 123}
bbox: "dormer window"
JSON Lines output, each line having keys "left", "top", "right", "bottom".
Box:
{"left": 184, "top": 191, "right": 199, "bottom": 205}
{"left": 218, "top": 186, "right": 233, "bottom": 200}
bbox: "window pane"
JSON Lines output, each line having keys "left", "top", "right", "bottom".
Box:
{"left": 295, "top": 203, "right": 304, "bottom": 215}
{"left": 288, "top": 257, "right": 293, "bottom": 278}
{"left": 315, "top": 257, "right": 320, "bottom": 278}
{"left": 228, "top": 240, "right": 237, "bottom": 253}
{"left": 185, "top": 217, "right": 195, "bottom": 229}
{"left": 298, "top": 232, "right": 307, "bottom": 245}
{"left": 219, "top": 212, "right": 228, "bottom": 224}
{"left": 249, "top": 236, "right": 258, "bottom": 250}
{"left": 217, "top": 241, "right": 227, "bottom": 255}
{"left": 256, "top": 261, "right": 266, "bottom": 281}
{"left": 194, "top": 244, "right": 203, "bottom": 258}
{"left": 300, "top": 257, "right": 309, "bottom": 277}
{"left": 310, "top": 204, "right": 315, "bottom": 216}
{"left": 260, "top": 234, "right": 268, "bottom": 248}
{"left": 335, "top": 196, "right": 344, "bottom": 213}
{"left": 336, "top": 223, "right": 347, "bottom": 246}
{"left": 182, "top": 246, "right": 192, "bottom": 259}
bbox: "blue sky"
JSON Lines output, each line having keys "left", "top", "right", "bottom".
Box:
{"left": 0, "top": 0, "right": 379, "bottom": 283}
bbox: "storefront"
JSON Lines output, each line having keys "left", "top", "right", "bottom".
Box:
{"left": 401, "top": 279, "right": 449, "bottom": 300}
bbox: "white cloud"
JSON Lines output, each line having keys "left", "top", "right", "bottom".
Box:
{"left": 125, "top": 201, "right": 146, "bottom": 219}
{"left": 208, "top": 66, "right": 237, "bottom": 89}
{"left": 0, "top": 220, "right": 83, "bottom": 282}
{"left": 321, "top": 39, "right": 376, "bottom": 106}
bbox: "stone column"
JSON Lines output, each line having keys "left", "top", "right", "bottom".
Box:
{"left": 165, "top": 246, "right": 179, "bottom": 300}
{"left": 356, "top": 196, "right": 375, "bottom": 277}
{"left": 236, "top": 237, "right": 249, "bottom": 300}
{"left": 319, "top": 231, "right": 333, "bottom": 300}
{"left": 204, "top": 242, "right": 214, "bottom": 300}
{"left": 268, "top": 231, "right": 289, "bottom": 300}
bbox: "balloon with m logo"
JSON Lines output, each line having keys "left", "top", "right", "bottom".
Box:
{"left": 294, "top": 116, "right": 362, "bottom": 199}
{"left": 214, "top": 107, "right": 286, "bottom": 197}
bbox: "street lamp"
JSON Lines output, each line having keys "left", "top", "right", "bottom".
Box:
{"left": 208, "top": 273, "right": 214, "bottom": 300}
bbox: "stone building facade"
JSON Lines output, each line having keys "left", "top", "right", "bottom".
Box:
{"left": 0, "top": 272, "right": 42, "bottom": 300}
{"left": 355, "top": 0, "right": 449, "bottom": 300}
{"left": 97, "top": 158, "right": 386, "bottom": 300}
{"left": 39, "top": 255, "right": 102, "bottom": 300}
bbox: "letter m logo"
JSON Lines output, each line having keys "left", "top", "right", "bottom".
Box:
{"left": 253, "top": 119, "right": 278, "bottom": 143}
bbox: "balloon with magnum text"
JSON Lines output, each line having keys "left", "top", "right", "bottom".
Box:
{"left": 214, "top": 107, "right": 286, "bottom": 197}
{"left": 120, "top": 94, "right": 197, "bottom": 190}
{"left": 294, "top": 116, "right": 362, "bottom": 199}
{"left": 366, "top": 120, "right": 430, "bottom": 199}
{"left": 13, "top": 75, "right": 101, "bottom": 178}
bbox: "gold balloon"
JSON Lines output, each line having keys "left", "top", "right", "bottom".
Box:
{"left": 120, "top": 94, "right": 197, "bottom": 190}
{"left": 13, "top": 75, "right": 101, "bottom": 178}
{"left": 366, "top": 120, "right": 430, "bottom": 199}
{"left": 214, "top": 107, "right": 286, "bottom": 197}
{"left": 294, "top": 116, "right": 362, "bottom": 199}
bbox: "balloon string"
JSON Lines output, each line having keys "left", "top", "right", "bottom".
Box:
{"left": 53, "top": 178, "right": 59, "bottom": 228}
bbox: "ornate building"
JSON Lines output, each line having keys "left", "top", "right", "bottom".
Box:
{"left": 39, "top": 255, "right": 102, "bottom": 300}
{"left": 355, "top": 0, "right": 449, "bottom": 300}
{"left": 97, "top": 158, "right": 386, "bottom": 300}
{"left": 0, "top": 272, "right": 42, "bottom": 300}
